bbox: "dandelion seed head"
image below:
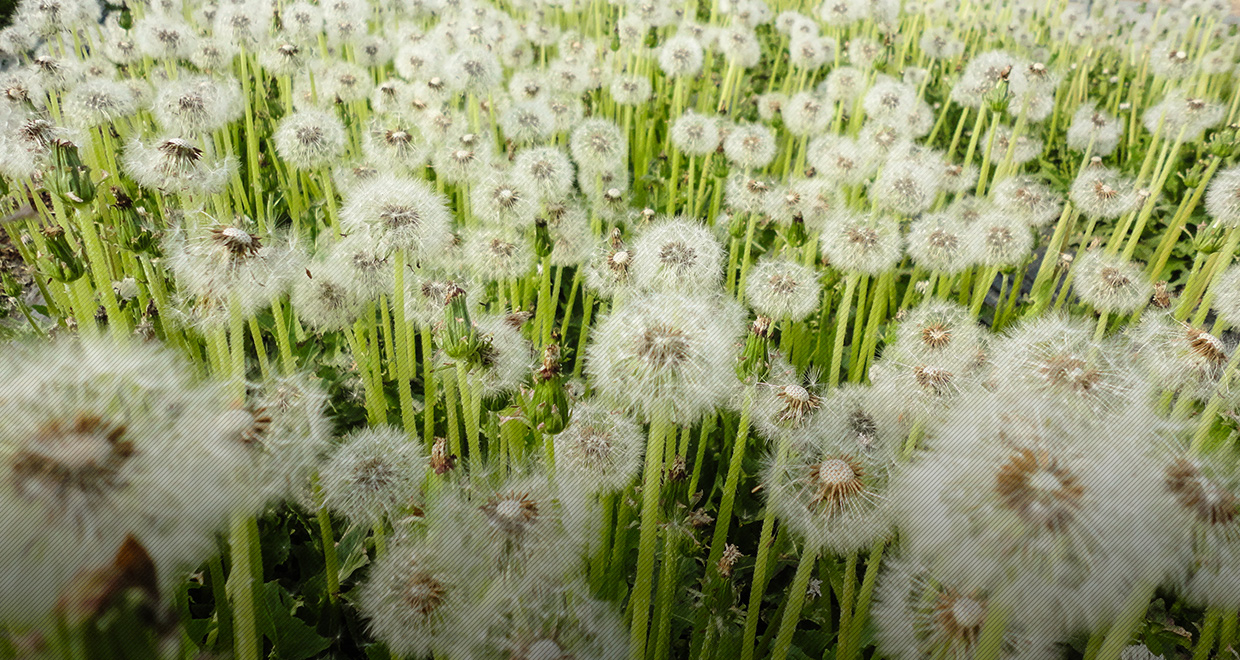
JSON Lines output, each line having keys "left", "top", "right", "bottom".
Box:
{"left": 320, "top": 426, "right": 426, "bottom": 527}
{"left": 630, "top": 216, "right": 724, "bottom": 294}
{"left": 275, "top": 108, "right": 347, "bottom": 170}
{"left": 588, "top": 292, "right": 745, "bottom": 423}
{"left": 1073, "top": 251, "right": 1150, "bottom": 314}
{"left": 0, "top": 337, "right": 254, "bottom": 622}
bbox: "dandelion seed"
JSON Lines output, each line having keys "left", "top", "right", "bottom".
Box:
{"left": 123, "top": 136, "right": 237, "bottom": 196}
{"left": 358, "top": 531, "right": 490, "bottom": 659}
{"left": 630, "top": 216, "right": 724, "bottom": 294}
{"left": 822, "top": 212, "right": 904, "bottom": 275}
{"left": 0, "top": 337, "right": 253, "bottom": 623}
{"left": 893, "top": 395, "right": 1184, "bottom": 634}
{"left": 1067, "top": 101, "right": 1123, "bottom": 156}
{"left": 873, "top": 555, "right": 1057, "bottom": 660}
{"left": 762, "top": 423, "right": 896, "bottom": 554}
{"left": 275, "top": 108, "right": 347, "bottom": 170}
{"left": 553, "top": 403, "right": 644, "bottom": 496}
{"left": 723, "top": 122, "right": 777, "bottom": 170}
{"left": 746, "top": 256, "right": 821, "bottom": 322}
{"left": 1070, "top": 164, "right": 1139, "bottom": 220}
{"left": 152, "top": 76, "right": 242, "bottom": 136}
{"left": 588, "top": 292, "right": 745, "bottom": 423}
{"left": 1073, "top": 250, "right": 1150, "bottom": 314}
{"left": 1205, "top": 166, "right": 1240, "bottom": 228}
{"left": 320, "top": 426, "right": 426, "bottom": 527}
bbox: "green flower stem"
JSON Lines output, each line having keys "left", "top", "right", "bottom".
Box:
{"left": 209, "top": 326, "right": 231, "bottom": 379}
{"left": 248, "top": 317, "right": 270, "bottom": 379}
{"left": 844, "top": 539, "right": 887, "bottom": 660}
{"left": 1146, "top": 155, "right": 1222, "bottom": 282}
{"left": 207, "top": 553, "right": 234, "bottom": 649}
{"left": 590, "top": 493, "right": 615, "bottom": 593}
{"left": 422, "top": 327, "right": 437, "bottom": 448}
{"left": 688, "top": 414, "right": 716, "bottom": 496}
{"left": 944, "top": 106, "right": 971, "bottom": 158}
{"left": 651, "top": 533, "right": 682, "bottom": 660}
{"left": 770, "top": 545, "right": 820, "bottom": 660}
{"left": 372, "top": 522, "right": 387, "bottom": 558}
{"left": 897, "top": 266, "right": 925, "bottom": 310}
{"left": 546, "top": 265, "right": 565, "bottom": 345}
{"left": 1083, "top": 627, "right": 1106, "bottom": 660}
{"left": 1190, "top": 349, "right": 1240, "bottom": 452}
{"left": 1194, "top": 608, "right": 1223, "bottom": 660}
{"left": 270, "top": 296, "right": 295, "bottom": 375}
{"left": 443, "top": 364, "right": 463, "bottom": 459}
{"left": 969, "top": 265, "right": 999, "bottom": 318}
{"left": 1053, "top": 214, "right": 1101, "bottom": 312}
{"left": 1093, "top": 310, "right": 1110, "bottom": 342}
{"left": 960, "top": 105, "right": 988, "bottom": 170}
{"left": 726, "top": 235, "right": 742, "bottom": 295}
{"left": 850, "top": 271, "right": 891, "bottom": 383}
{"left": 692, "top": 154, "right": 714, "bottom": 221}
{"left": 69, "top": 200, "right": 127, "bottom": 340}
{"left": 706, "top": 385, "right": 754, "bottom": 568}
{"left": 1098, "top": 585, "right": 1156, "bottom": 660}
{"left": 834, "top": 552, "right": 859, "bottom": 660}
{"left": 1119, "top": 130, "right": 1187, "bottom": 260}
{"left": 740, "top": 435, "right": 793, "bottom": 660}
{"left": 228, "top": 511, "right": 260, "bottom": 660}
{"left": 238, "top": 49, "right": 264, "bottom": 227}
{"left": 667, "top": 145, "right": 683, "bottom": 216}
{"left": 1217, "top": 609, "right": 1238, "bottom": 653}
{"left": 558, "top": 269, "right": 582, "bottom": 340}
{"left": 455, "top": 361, "right": 482, "bottom": 462}
{"left": 628, "top": 402, "right": 672, "bottom": 660}
{"left": 737, "top": 212, "right": 761, "bottom": 302}
{"left": 54, "top": 612, "right": 87, "bottom": 660}
{"left": 378, "top": 297, "right": 395, "bottom": 378}
{"left": 310, "top": 472, "right": 340, "bottom": 604}
{"left": 716, "top": 61, "right": 740, "bottom": 113}
{"left": 987, "top": 106, "right": 1026, "bottom": 186}
{"left": 70, "top": 277, "right": 99, "bottom": 336}
{"left": 1026, "top": 203, "right": 1076, "bottom": 316}
{"left": 1190, "top": 227, "right": 1240, "bottom": 327}
{"left": 393, "top": 255, "right": 416, "bottom": 437}
{"left": 830, "top": 273, "right": 860, "bottom": 387}
{"left": 972, "top": 600, "right": 1012, "bottom": 660}
{"left": 974, "top": 109, "right": 1003, "bottom": 196}
{"left": 994, "top": 269, "right": 1025, "bottom": 332}
{"left": 572, "top": 292, "right": 597, "bottom": 378}
{"left": 319, "top": 166, "right": 341, "bottom": 238}
{"left": 229, "top": 291, "right": 247, "bottom": 399}
{"left": 344, "top": 325, "right": 384, "bottom": 425}
{"left": 846, "top": 275, "right": 871, "bottom": 379}
{"left": 536, "top": 255, "right": 553, "bottom": 346}
{"left": 1172, "top": 249, "right": 1221, "bottom": 322}
{"left": 607, "top": 486, "right": 637, "bottom": 601}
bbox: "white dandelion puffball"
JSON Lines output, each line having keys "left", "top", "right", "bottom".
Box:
{"left": 587, "top": 292, "right": 746, "bottom": 424}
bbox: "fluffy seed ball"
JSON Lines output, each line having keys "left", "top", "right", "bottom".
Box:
{"left": 587, "top": 292, "right": 745, "bottom": 424}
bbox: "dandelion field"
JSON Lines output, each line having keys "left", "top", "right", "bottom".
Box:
{"left": 3, "top": 0, "right": 1240, "bottom": 657}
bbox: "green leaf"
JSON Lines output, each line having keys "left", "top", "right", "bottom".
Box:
{"left": 336, "top": 523, "right": 371, "bottom": 585}
{"left": 257, "top": 581, "right": 332, "bottom": 660}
